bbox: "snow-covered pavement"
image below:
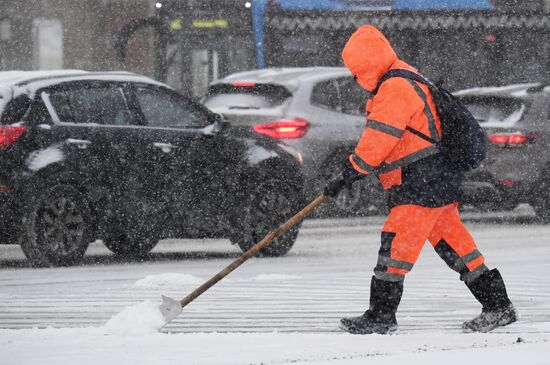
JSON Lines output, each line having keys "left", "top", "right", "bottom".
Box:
{"left": 1, "top": 213, "right": 549, "bottom": 364}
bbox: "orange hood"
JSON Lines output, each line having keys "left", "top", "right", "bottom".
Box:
{"left": 341, "top": 25, "right": 398, "bottom": 92}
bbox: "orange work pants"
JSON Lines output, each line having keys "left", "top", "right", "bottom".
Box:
{"left": 374, "top": 203, "right": 488, "bottom": 283}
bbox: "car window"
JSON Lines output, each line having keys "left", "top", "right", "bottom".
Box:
{"left": 310, "top": 80, "right": 340, "bottom": 111}
{"left": 459, "top": 96, "right": 527, "bottom": 128}
{"left": 0, "top": 94, "right": 32, "bottom": 124}
{"left": 337, "top": 77, "right": 368, "bottom": 116}
{"left": 203, "top": 84, "right": 292, "bottom": 110}
{"left": 48, "top": 86, "right": 133, "bottom": 125}
{"left": 135, "top": 87, "right": 208, "bottom": 129}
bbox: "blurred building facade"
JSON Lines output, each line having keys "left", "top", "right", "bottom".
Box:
{"left": 0, "top": 0, "right": 154, "bottom": 74}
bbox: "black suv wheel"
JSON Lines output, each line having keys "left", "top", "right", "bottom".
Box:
{"left": 533, "top": 170, "right": 550, "bottom": 223}
{"left": 316, "top": 153, "right": 387, "bottom": 217}
{"left": 20, "top": 184, "right": 91, "bottom": 267}
{"left": 102, "top": 211, "right": 160, "bottom": 257}
{"left": 333, "top": 177, "right": 387, "bottom": 217}
{"left": 231, "top": 179, "right": 300, "bottom": 257}
{"left": 103, "top": 233, "right": 159, "bottom": 258}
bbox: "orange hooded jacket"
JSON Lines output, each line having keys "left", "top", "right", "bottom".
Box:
{"left": 342, "top": 25, "right": 442, "bottom": 190}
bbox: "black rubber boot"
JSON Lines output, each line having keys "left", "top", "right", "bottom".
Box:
{"left": 463, "top": 268, "right": 517, "bottom": 332}
{"left": 340, "top": 276, "right": 403, "bottom": 334}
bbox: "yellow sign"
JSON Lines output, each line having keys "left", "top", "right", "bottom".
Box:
{"left": 192, "top": 19, "right": 228, "bottom": 28}
{"left": 170, "top": 19, "right": 183, "bottom": 30}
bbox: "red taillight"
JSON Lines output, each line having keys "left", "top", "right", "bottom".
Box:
{"left": 499, "top": 179, "right": 519, "bottom": 187}
{"left": 231, "top": 82, "right": 257, "bottom": 87}
{"left": 488, "top": 132, "right": 536, "bottom": 147}
{"left": 0, "top": 126, "right": 27, "bottom": 149}
{"left": 252, "top": 119, "right": 309, "bottom": 139}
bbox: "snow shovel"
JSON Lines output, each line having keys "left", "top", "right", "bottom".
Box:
{"left": 159, "top": 194, "right": 329, "bottom": 324}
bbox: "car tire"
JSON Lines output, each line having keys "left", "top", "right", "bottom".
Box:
{"left": 230, "top": 179, "right": 300, "bottom": 257}
{"left": 103, "top": 229, "right": 159, "bottom": 258}
{"left": 336, "top": 176, "right": 387, "bottom": 217}
{"left": 477, "top": 200, "right": 518, "bottom": 212}
{"left": 533, "top": 196, "right": 550, "bottom": 223}
{"left": 317, "top": 153, "right": 387, "bottom": 217}
{"left": 20, "top": 184, "right": 91, "bottom": 267}
{"left": 532, "top": 171, "right": 550, "bottom": 223}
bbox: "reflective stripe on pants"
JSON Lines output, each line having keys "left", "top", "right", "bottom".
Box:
{"left": 374, "top": 203, "right": 487, "bottom": 283}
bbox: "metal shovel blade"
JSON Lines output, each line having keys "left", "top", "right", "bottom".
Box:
{"left": 159, "top": 295, "right": 183, "bottom": 323}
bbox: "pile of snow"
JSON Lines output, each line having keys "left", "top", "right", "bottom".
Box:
{"left": 103, "top": 300, "right": 165, "bottom": 336}
{"left": 133, "top": 273, "right": 203, "bottom": 290}
{"left": 3, "top": 326, "right": 550, "bottom": 365}
{"left": 254, "top": 274, "right": 302, "bottom": 282}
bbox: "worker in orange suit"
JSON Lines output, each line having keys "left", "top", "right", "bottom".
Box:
{"left": 324, "top": 25, "right": 517, "bottom": 334}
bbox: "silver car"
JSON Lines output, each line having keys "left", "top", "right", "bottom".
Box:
{"left": 455, "top": 83, "right": 550, "bottom": 220}
{"left": 203, "top": 67, "right": 386, "bottom": 216}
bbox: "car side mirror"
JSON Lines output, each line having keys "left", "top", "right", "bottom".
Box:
{"left": 212, "top": 113, "right": 231, "bottom": 133}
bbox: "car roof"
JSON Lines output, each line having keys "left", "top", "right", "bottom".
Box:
{"left": 0, "top": 70, "right": 165, "bottom": 88}
{"left": 211, "top": 67, "right": 352, "bottom": 91}
{"left": 0, "top": 70, "right": 89, "bottom": 86}
{"left": 0, "top": 70, "right": 168, "bottom": 111}
{"left": 453, "top": 83, "right": 543, "bottom": 99}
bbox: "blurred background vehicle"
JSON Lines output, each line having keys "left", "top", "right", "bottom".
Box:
{"left": 456, "top": 83, "right": 550, "bottom": 220}
{"left": 202, "top": 67, "right": 387, "bottom": 217}
{"left": 0, "top": 70, "right": 304, "bottom": 266}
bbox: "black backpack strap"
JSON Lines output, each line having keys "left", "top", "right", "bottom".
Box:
{"left": 372, "top": 69, "right": 440, "bottom": 143}
{"left": 373, "top": 69, "right": 434, "bottom": 94}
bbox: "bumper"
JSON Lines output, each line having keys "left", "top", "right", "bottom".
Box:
{"left": 462, "top": 142, "right": 544, "bottom": 209}
{"left": 462, "top": 175, "right": 528, "bottom": 210}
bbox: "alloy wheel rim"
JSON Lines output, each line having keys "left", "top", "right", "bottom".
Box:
{"left": 251, "top": 183, "right": 292, "bottom": 240}
{"left": 335, "top": 183, "right": 362, "bottom": 211}
{"left": 37, "top": 196, "right": 85, "bottom": 256}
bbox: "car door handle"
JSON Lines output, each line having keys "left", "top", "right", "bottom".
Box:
{"left": 66, "top": 138, "right": 91, "bottom": 149}
{"left": 153, "top": 142, "right": 177, "bottom": 153}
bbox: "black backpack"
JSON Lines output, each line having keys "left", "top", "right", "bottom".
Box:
{"left": 373, "top": 69, "right": 486, "bottom": 172}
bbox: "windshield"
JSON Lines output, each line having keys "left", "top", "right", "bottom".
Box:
{"left": 203, "top": 84, "right": 292, "bottom": 110}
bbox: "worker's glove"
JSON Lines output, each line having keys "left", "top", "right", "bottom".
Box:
{"left": 324, "top": 159, "right": 364, "bottom": 198}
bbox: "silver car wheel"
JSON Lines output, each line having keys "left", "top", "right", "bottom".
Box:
{"left": 334, "top": 183, "right": 362, "bottom": 212}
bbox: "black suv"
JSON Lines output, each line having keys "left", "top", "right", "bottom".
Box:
{"left": 0, "top": 71, "right": 304, "bottom": 266}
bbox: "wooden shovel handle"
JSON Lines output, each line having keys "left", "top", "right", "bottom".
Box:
{"left": 179, "top": 194, "right": 329, "bottom": 307}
